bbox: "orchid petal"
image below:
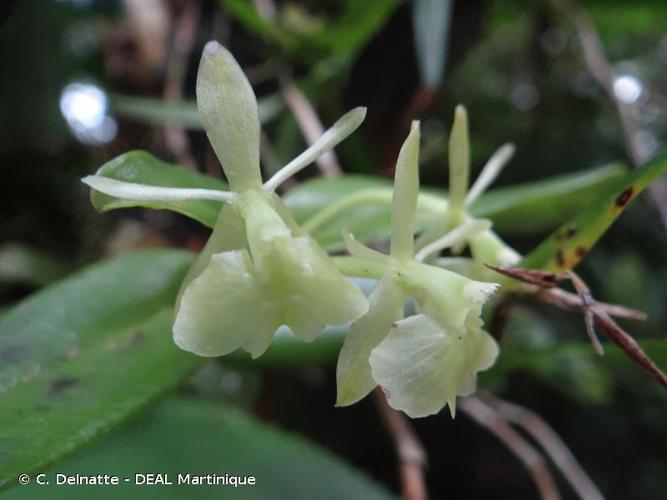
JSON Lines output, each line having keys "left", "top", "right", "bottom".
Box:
{"left": 342, "top": 231, "right": 390, "bottom": 264}
{"left": 263, "top": 107, "right": 367, "bottom": 192}
{"left": 175, "top": 204, "right": 246, "bottom": 308}
{"left": 82, "top": 175, "right": 236, "bottom": 202}
{"left": 465, "top": 143, "right": 515, "bottom": 206}
{"left": 173, "top": 250, "right": 277, "bottom": 358}
{"left": 336, "top": 273, "right": 405, "bottom": 406}
{"left": 260, "top": 235, "right": 369, "bottom": 342}
{"left": 414, "top": 219, "right": 491, "bottom": 262}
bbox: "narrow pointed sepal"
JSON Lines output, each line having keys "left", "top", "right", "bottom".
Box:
{"left": 336, "top": 274, "right": 405, "bottom": 406}
{"left": 197, "top": 41, "right": 262, "bottom": 191}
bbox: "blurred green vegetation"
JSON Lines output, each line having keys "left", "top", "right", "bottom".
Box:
{"left": 0, "top": 1, "right": 665, "bottom": 499}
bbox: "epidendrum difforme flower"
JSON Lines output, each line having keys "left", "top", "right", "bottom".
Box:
{"left": 83, "top": 41, "right": 369, "bottom": 358}
{"left": 336, "top": 122, "right": 499, "bottom": 418}
{"left": 416, "top": 105, "right": 521, "bottom": 273}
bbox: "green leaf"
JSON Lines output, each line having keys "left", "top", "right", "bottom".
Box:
{"left": 221, "top": 0, "right": 296, "bottom": 48}
{"left": 3, "top": 398, "right": 394, "bottom": 500}
{"left": 283, "top": 164, "right": 626, "bottom": 249}
{"left": 521, "top": 151, "right": 667, "bottom": 272}
{"left": 90, "top": 151, "right": 227, "bottom": 227}
{"left": 471, "top": 162, "right": 626, "bottom": 234}
{"left": 0, "top": 250, "right": 200, "bottom": 490}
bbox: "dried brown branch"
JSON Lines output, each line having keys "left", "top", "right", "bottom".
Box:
{"left": 548, "top": 0, "right": 667, "bottom": 232}
{"left": 373, "top": 389, "right": 428, "bottom": 500}
{"left": 162, "top": 0, "right": 199, "bottom": 170}
{"left": 536, "top": 287, "right": 647, "bottom": 321}
{"left": 460, "top": 396, "right": 561, "bottom": 500}
{"left": 281, "top": 85, "right": 342, "bottom": 177}
{"left": 481, "top": 393, "right": 605, "bottom": 500}
{"left": 488, "top": 265, "right": 667, "bottom": 389}
{"left": 567, "top": 271, "right": 604, "bottom": 355}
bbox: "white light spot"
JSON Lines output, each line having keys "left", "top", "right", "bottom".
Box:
{"left": 59, "top": 82, "right": 117, "bottom": 145}
{"left": 613, "top": 75, "right": 642, "bottom": 104}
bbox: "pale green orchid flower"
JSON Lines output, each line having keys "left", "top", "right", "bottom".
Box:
{"left": 83, "top": 41, "right": 368, "bottom": 358}
{"left": 336, "top": 121, "right": 499, "bottom": 418}
{"left": 416, "top": 105, "right": 521, "bottom": 270}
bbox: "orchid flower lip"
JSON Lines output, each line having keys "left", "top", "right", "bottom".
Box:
{"left": 263, "top": 107, "right": 367, "bottom": 192}
{"left": 81, "top": 175, "right": 237, "bottom": 202}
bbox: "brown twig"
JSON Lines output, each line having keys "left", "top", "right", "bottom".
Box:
{"left": 281, "top": 85, "right": 343, "bottom": 177}
{"left": 460, "top": 396, "right": 561, "bottom": 500}
{"left": 548, "top": 0, "right": 667, "bottom": 232}
{"left": 486, "top": 265, "right": 646, "bottom": 321}
{"left": 488, "top": 264, "right": 667, "bottom": 389}
{"left": 536, "top": 287, "right": 647, "bottom": 321}
{"left": 162, "top": 0, "right": 199, "bottom": 170}
{"left": 373, "top": 389, "right": 428, "bottom": 500}
{"left": 481, "top": 393, "right": 605, "bottom": 500}
{"left": 567, "top": 271, "right": 604, "bottom": 355}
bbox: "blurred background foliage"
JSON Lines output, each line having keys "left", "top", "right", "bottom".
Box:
{"left": 0, "top": 0, "right": 665, "bottom": 499}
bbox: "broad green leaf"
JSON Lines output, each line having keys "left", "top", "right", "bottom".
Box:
{"left": 4, "top": 398, "right": 394, "bottom": 500}
{"left": 90, "top": 151, "right": 227, "bottom": 227}
{"left": 111, "top": 94, "right": 283, "bottom": 129}
{"left": 0, "top": 250, "right": 200, "bottom": 490}
{"left": 521, "top": 151, "right": 667, "bottom": 272}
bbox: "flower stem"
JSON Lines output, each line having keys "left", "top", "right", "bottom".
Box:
{"left": 302, "top": 189, "right": 446, "bottom": 235}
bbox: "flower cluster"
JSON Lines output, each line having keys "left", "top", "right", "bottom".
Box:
{"left": 83, "top": 42, "right": 514, "bottom": 418}
{"left": 335, "top": 122, "right": 499, "bottom": 418}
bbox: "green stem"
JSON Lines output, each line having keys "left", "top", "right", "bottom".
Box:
{"left": 331, "top": 256, "right": 388, "bottom": 279}
{"left": 302, "top": 188, "right": 447, "bottom": 234}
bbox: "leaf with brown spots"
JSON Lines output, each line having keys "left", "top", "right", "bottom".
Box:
{"left": 520, "top": 151, "right": 667, "bottom": 272}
